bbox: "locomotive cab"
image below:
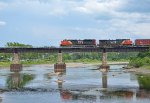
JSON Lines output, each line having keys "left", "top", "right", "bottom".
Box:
{"left": 60, "top": 40, "right": 72, "bottom": 46}
{"left": 121, "top": 39, "right": 133, "bottom": 46}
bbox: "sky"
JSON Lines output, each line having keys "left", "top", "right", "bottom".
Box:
{"left": 0, "top": 0, "right": 150, "bottom": 47}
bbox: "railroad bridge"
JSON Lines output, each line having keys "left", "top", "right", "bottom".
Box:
{"left": 0, "top": 46, "right": 149, "bottom": 72}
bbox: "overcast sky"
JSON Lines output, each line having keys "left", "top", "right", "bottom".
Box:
{"left": 0, "top": 0, "right": 150, "bottom": 47}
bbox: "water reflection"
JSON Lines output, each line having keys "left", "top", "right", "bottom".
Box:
{"left": 58, "top": 79, "right": 97, "bottom": 101}
{"left": 57, "top": 74, "right": 97, "bottom": 101}
{"left": 55, "top": 71, "right": 72, "bottom": 100}
{"left": 136, "top": 74, "right": 150, "bottom": 99}
{"left": 101, "top": 71, "right": 108, "bottom": 88}
{"left": 55, "top": 68, "right": 147, "bottom": 102}
{"left": 6, "top": 72, "right": 35, "bottom": 89}
{"left": 0, "top": 65, "right": 150, "bottom": 103}
{"left": 56, "top": 74, "right": 136, "bottom": 102}
{"left": 45, "top": 67, "right": 150, "bottom": 102}
{"left": 137, "top": 74, "right": 150, "bottom": 90}
{"left": 101, "top": 90, "right": 136, "bottom": 100}
{"left": 57, "top": 72, "right": 65, "bottom": 90}
{"left": 100, "top": 69, "right": 137, "bottom": 100}
{"left": 0, "top": 96, "right": 2, "bottom": 103}
{"left": 55, "top": 71, "right": 95, "bottom": 101}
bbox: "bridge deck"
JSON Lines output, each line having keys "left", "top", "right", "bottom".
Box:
{"left": 0, "top": 46, "right": 149, "bottom": 53}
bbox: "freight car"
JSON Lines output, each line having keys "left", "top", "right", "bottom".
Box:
{"left": 99, "top": 39, "right": 133, "bottom": 47}
{"left": 60, "top": 39, "right": 96, "bottom": 47}
{"left": 135, "top": 39, "right": 150, "bottom": 46}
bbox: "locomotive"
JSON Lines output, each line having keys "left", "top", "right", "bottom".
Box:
{"left": 99, "top": 39, "right": 133, "bottom": 47}
{"left": 60, "top": 39, "right": 150, "bottom": 47}
{"left": 60, "top": 39, "right": 96, "bottom": 47}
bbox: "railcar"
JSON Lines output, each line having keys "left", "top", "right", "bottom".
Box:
{"left": 135, "top": 39, "right": 150, "bottom": 46}
{"left": 99, "top": 39, "right": 133, "bottom": 47}
{"left": 99, "top": 40, "right": 116, "bottom": 47}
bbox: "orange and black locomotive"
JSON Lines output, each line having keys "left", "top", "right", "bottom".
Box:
{"left": 60, "top": 39, "right": 96, "bottom": 47}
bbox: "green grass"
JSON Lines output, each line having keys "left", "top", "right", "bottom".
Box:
{"left": 0, "top": 62, "right": 11, "bottom": 67}
{"left": 0, "top": 60, "right": 55, "bottom": 67}
{"left": 0, "top": 59, "right": 129, "bottom": 67}
{"left": 142, "top": 65, "right": 150, "bottom": 69}
{"left": 65, "top": 58, "right": 128, "bottom": 62}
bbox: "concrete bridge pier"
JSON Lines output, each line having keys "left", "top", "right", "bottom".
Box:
{"left": 99, "top": 49, "right": 110, "bottom": 70}
{"left": 54, "top": 50, "right": 66, "bottom": 73}
{"left": 10, "top": 52, "right": 22, "bottom": 72}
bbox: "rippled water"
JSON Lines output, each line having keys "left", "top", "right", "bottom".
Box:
{"left": 0, "top": 64, "right": 150, "bottom": 103}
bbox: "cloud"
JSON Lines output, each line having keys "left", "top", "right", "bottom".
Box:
{"left": 75, "top": 0, "right": 125, "bottom": 14}
{"left": 0, "top": 2, "right": 8, "bottom": 10}
{"left": 0, "top": 0, "right": 79, "bottom": 16}
{"left": 119, "top": 0, "right": 150, "bottom": 13}
{"left": 0, "top": 21, "right": 6, "bottom": 26}
{"left": 0, "top": 0, "right": 150, "bottom": 47}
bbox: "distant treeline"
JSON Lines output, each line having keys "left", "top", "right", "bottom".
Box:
{"left": 5, "top": 42, "right": 33, "bottom": 48}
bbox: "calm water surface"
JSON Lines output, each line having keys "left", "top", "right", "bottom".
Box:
{"left": 0, "top": 64, "right": 150, "bottom": 103}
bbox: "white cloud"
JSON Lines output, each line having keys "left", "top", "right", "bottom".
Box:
{"left": 0, "top": 2, "right": 8, "bottom": 10}
{"left": 106, "top": 16, "right": 150, "bottom": 38}
{"left": 120, "top": 0, "right": 150, "bottom": 13}
{"left": 0, "top": 0, "right": 78, "bottom": 16}
{"left": 0, "top": 21, "right": 6, "bottom": 26}
{"left": 75, "top": 0, "right": 125, "bottom": 14}
{"left": 125, "top": 23, "right": 150, "bottom": 38}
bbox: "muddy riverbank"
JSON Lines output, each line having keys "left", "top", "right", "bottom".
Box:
{"left": 0, "top": 62, "right": 129, "bottom": 69}
{"left": 31, "top": 62, "right": 129, "bottom": 68}
{"left": 125, "top": 67, "right": 150, "bottom": 75}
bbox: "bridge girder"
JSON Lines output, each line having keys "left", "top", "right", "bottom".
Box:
{"left": 0, "top": 46, "right": 149, "bottom": 53}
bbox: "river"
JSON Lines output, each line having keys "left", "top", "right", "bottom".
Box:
{"left": 0, "top": 64, "right": 150, "bottom": 103}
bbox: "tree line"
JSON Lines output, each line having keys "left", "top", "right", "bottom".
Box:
{"left": 6, "top": 42, "right": 32, "bottom": 48}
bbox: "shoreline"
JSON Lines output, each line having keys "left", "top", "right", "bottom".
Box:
{"left": 65, "top": 62, "right": 129, "bottom": 68}
{"left": 124, "top": 67, "right": 150, "bottom": 75}
{"left": 33, "top": 62, "right": 150, "bottom": 75}
{"left": 26, "top": 62, "right": 129, "bottom": 68}
{"left": 1, "top": 62, "right": 150, "bottom": 75}
{"left": 0, "top": 62, "right": 129, "bottom": 68}
{"left": 24, "top": 62, "right": 129, "bottom": 68}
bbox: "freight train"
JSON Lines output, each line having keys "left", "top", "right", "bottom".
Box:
{"left": 60, "top": 39, "right": 96, "bottom": 47}
{"left": 60, "top": 39, "right": 150, "bottom": 47}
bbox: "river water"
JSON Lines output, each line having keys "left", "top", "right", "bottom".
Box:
{"left": 0, "top": 64, "right": 150, "bottom": 103}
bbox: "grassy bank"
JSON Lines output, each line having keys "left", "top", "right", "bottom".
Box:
{"left": 142, "top": 65, "right": 150, "bottom": 69}
{"left": 0, "top": 60, "right": 54, "bottom": 67}
{"left": 0, "top": 62, "right": 11, "bottom": 67}
{"left": 0, "top": 59, "right": 129, "bottom": 67}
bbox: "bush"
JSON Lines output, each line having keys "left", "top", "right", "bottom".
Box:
{"left": 143, "top": 57, "right": 150, "bottom": 65}
{"left": 129, "top": 58, "right": 144, "bottom": 68}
